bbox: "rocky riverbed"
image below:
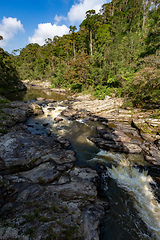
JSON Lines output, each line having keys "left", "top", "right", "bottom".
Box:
{"left": 0, "top": 96, "right": 109, "bottom": 240}
{"left": 0, "top": 83, "right": 160, "bottom": 239}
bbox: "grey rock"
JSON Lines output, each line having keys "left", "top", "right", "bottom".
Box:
{"left": 0, "top": 227, "right": 28, "bottom": 240}
{"left": 20, "top": 162, "right": 59, "bottom": 183}
{"left": 49, "top": 180, "right": 97, "bottom": 198}
{"left": 89, "top": 137, "right": 142, "bottom": 154}
{"left": 69, "top": 167, "right": 98, "bottom": 183}
{"left": 83, "top": 204, "right": 105, "bottom": 240}
{"left": 16, "top": 189, "right": 30, "bottom": 202}
{"left": 141, "top": 142, "right": 160, "bottom": 165}
{"left": 57, "top": 175, "right": 70, "bottom": 184}
{"left": 0, "top": 203, "right": 13, "bottom": 214}
{"left": 0, "top": 130, "right": 75, "bottom": 169}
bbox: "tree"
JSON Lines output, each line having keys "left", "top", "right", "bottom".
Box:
{"left": 100, "top": 3, "right": 114, "bottom": 23}
{"left": 69, "top": 25, "right": 77, "bottom": 59}
{"left": 80, "top": 10, "right": 96, "bottom": 56}
{"left": 0, "top": 35, "right": 3, "bottom": 40}
{"left": 142, "top": 0, "right": 152, "bottom": 30}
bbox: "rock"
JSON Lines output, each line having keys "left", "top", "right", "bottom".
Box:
{"left": 0, "top": 162, "right": 106, "bottom": 240}
{"left": 49, "top": 177, "right": 97, "bottom": 199}
{"left": 132, "top": 118, "right": 160, "bottom": 142}
{"left": 47, "top": 107, "right": 56, "bottom": 111}
{"left": 89, "top": 137, "right": 142, "bottom": 154}
{"left": 0, "top": 130, "right": 75, "bottom": 169}
{"left": 56, "top": 150, "right": 75, "bottom": 165}
{"left": 2, "top": 108, "right": 27, "bottom": 123}
{"left": 155, "top": 139, "right": 160, "bottom": 149}
{"left": 0, "top": 203, "right": 13, "bottom": 214}
{"left": 89, "top": 122, "right": 144, "bottom": 154}
{"left": 72, "top": 95, "right": 123, "bottom": 114}
{"left": 16, "top": 189, "right": 30, "bottom": 202}
{"left": 83, "top": 203, "right": 105, "bottom": 240}
{"left": 20, "top": 162, "right": 59, "bottom": 183}
{"left": 29, "top": 102, "right": 44, "bottom": 115}
{"left": 27, "top": 124, "right": 34, "bottom": 128}
{"left": 61, "top": 108, "right": 78, "bottom": 118}
{"left": 43, "top": 122, "right": 49, "bottom": 126}
{"left": 45, "top": 99, "right": 56, "bottom": 103}
{"left": 54, "top": 117, "right": 63, "bottom": 123}
{"left": 36, "top": 97, "right": 46, "bottom": 101}
{"left": 57, "top": 175, "right": 70, "bottom": 184}
{"left": 69, "top": 167, "right": 98, "bottom": 183}
{"left": 47, "top": 130, "right": 52, "bottom": 136}
{"left": 0, "top": 227, "right": 28, "bottom": 240}
{"left": 57, "top": 136, "right": 71, "bottom": 148}
{"left": 0, "top": 101, "right": 44, "bottom": 131}
{"left": 141, "top": 142, "right": 160, "bottom": 165}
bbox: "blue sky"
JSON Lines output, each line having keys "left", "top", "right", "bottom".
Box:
{"left": 0, "top": 0, "right": 108, "bottom": 53}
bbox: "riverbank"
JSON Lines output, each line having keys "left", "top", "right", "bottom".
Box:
{"left": 0, "top": 82, "right": 160, "bottom": 239}
{"left": 0, "top": 95, "right": 109, "bottom": 240}
{"left": 23, "top": 80, "right": 160, "bottom": 143}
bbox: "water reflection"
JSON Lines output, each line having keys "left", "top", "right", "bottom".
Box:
{"left": 4, "top": 86, "right": 68, "bottom": 102}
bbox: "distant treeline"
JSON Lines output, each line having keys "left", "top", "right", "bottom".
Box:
{"left": 3, "top": 0, "right": 160, "bottom": 107}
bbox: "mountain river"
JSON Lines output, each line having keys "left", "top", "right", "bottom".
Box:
{"left": 10, "top": 86, "right": 160, "bottom": 240}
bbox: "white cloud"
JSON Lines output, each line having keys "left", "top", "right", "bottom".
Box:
{"left": 29, "top": 0, "right": 108, "bottom": 46}
{"left": 54, "top": 15, "right": 67, "bottom": 24}
{"left": 68, "top": 0, "right": 108, "bottom": 23}
{"left": 29, "top": 23, "right": 69, "bottom": 45}
{"left": 0, "top": 17, "right": 24, "bottom": 47}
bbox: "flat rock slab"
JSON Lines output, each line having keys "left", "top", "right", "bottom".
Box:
{"left": 20, "top": 162, "right": 59, "bottom": 183}
{"left": 72, "top": 95, "right": 123, "bottom": 114}
{"left": 0, "top": 101, "right": 43, "bottom": 131}
{"left": 0, "top": 129, "right": 76, "bottom": 169}
{"left": 0, "top": 162, "right": 106, "bottom": 240}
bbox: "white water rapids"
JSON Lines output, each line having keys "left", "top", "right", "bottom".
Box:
{"left": 34, "top": 104, "right": 160, "bottom": 239}
{"left": 93, "top": 151, "right": 160, "bottom": 240}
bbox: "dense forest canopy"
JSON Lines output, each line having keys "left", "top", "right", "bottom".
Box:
{"left": 1, "top": 0, "right": 160, "bottom": 107}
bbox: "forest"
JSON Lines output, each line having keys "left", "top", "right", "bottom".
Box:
{"left": 1, "top": 0, "right": 160, "bottom": 108}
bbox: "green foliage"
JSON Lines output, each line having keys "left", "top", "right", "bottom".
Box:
{"left": 0, "top": 48, "right": 22, "bottom": 94}
{"left": 122, "top": 55, "right": 160, "bottom": 107}
{"left": 12, "top": 0, "right": 160, "bottom": 108}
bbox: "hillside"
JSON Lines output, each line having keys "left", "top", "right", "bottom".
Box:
{"left": 12, "top": 0, "right": 160, "bottom": 108}
{"left": 0, "top": 47, "right": 26, "bottom": 95}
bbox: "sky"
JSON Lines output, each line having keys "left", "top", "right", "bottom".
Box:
{"left": 0, "top": 0, "right": 109, "bottom": 53}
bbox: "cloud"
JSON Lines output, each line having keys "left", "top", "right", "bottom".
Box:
{"left": 0, "top": 17, "right": 24, "bottom": 47}
{"left": 29, "top": 0, "right": 108, "bottom": 46}
{"left": 29, "top": 23, "right": 69, "bottom": 45}
{"left": 54, "top": 15, "right": 67, "bottom": 24}
{"left": 68, "top": 0, "right": 108, "bottom": 23}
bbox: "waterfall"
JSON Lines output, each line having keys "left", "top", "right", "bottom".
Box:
{"left": 108, "top": 164, "right": 160, "bottom": 240}
{"left": 93, "top": 150, "right": 160, "bottom": 240}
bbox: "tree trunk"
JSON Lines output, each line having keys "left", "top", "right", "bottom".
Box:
{"left": 142, "top": 0, "right": 151, "bottom": 31}
{"left": 73, "top": 39, "right": 76, "bottom": 59}
{"left": 90, "top": 30, "right": 93, "bottom": 56}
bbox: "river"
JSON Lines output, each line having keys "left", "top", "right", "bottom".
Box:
{"left": 9, "top": 86, "right": 160, "bottom": 240}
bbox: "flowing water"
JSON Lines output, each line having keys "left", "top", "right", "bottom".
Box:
{"left": 11, "top": 87, "right": 160, "bottom": 240}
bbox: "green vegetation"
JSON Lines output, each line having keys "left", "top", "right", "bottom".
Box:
{"left": 4, "top": 0, "right": 160, "bottom": 107}
{"left": 0, "top": 48, "right": 25, "bottom": 95}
